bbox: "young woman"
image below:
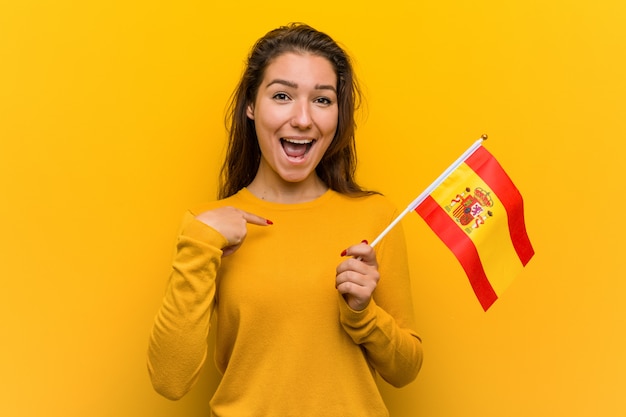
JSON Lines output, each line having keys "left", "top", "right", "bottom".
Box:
{"left": 148, "top": 23, "right": 422, "bottom": 416}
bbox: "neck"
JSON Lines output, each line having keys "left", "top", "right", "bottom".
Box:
{"left": 247, "top": 175, "right": 329, "bottom": 204}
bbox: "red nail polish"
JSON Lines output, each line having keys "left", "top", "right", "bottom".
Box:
{"left": 361, "top": 239, "right": 369, "bottom": 244}
{"left": 266, "top": 219, "right": 273, "bottom": 225}
{"left": 340, "top": 249, "right": 347, "bottom": 257}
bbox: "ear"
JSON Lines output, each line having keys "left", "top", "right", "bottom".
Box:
{"left": 246, "top": 103, "right": 255, "bottom": 120}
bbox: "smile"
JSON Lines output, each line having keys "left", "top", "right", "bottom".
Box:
{"left": 280, "top": 138, "right": 315, "bottom": 160}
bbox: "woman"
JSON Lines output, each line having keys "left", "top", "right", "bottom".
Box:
{"left": 148, "top": 23, "right": 422, "bottom": 416}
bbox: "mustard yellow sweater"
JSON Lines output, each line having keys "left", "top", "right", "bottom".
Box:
{"left": 148, "top": 188, "right": 422, "bottom": 416}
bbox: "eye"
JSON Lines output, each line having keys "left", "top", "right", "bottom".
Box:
{"left": 272, "top": 92, "right": 291, "bottom": 101}
{"left": 314, "top": 97, "right": 333, "bottom": 106}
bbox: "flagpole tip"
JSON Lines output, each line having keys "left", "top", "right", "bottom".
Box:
{"left": 481, "top": 134, "right": 488, "bottom": 141}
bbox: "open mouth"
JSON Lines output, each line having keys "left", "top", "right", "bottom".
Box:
{"left": 280, "top": 138, "right": 315, "bottom": 160}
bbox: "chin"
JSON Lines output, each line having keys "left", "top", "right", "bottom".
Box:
{"left": 277, "top": 170, "right": 314, "bottom": 184}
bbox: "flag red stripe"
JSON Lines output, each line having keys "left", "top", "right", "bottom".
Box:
{"left": 415, "top": 195, "right": 498, "bottom": 311}
{"left": 465, "top": 147, "right": 535, "bottom": 266}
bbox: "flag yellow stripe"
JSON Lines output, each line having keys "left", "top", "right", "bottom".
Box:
{"left": 429, "top": 162, "right": 523, "bottom": 296}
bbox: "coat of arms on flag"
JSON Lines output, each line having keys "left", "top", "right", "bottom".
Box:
{"left": 445, "top": 186, "right": 494, "bottom": 234}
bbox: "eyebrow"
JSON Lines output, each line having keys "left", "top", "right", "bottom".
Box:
{"left": 266, "top": 78, "right": 337, "bottom": 93}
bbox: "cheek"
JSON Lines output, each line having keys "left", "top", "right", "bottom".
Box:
{"left": 255, "top": 107, "right": 288, "bottom": 133}
{"left": 321, "top": 110, "right": 339, "bottom": 136}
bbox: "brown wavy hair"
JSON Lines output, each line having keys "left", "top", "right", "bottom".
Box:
{"left": 219, "top": 23, "right": 376, "bottom": 199}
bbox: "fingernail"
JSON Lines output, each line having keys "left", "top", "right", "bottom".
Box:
{"left": 361, "top": 239, "right": 369, "bottom": 244}
{"left": 340, "top": 249, "right": 347, "bottom": 257}
{"left": 266, "top": 219, "right": 274, "bottom": 225}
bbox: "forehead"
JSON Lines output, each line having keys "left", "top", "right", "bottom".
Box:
{"left": 262, "top": 52, "right": 337, "bottom": 85}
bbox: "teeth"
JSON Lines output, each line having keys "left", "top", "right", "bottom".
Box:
{"left": 282, "top": 138, "right": 313, "bottom": 144}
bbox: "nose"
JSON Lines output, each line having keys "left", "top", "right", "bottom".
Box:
{"left": 290, "top": 102, "right": 313, "bottom": 129}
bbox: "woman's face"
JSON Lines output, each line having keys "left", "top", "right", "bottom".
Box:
{"left": 246, "top": 52, "right": 338, "bottom": 187}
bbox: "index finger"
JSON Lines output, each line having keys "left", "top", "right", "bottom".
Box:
{"left": 342, "top": 241, "right": 376, "bottom": 264}
{"left": 241, "top": 210, "right": 273, "bottom": 226}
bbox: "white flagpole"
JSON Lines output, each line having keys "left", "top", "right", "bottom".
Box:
{"left": 370, "top": 135, "right": 487, "bottom": 248}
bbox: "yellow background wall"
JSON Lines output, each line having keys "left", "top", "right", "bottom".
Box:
{"left": 1, "top": 1, "right": 624, "bottom": 416}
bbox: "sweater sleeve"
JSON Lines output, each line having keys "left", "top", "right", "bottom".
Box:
{"left": 338, "top": 220, "right": 423, "bottom": 388}
{"left": 147, "top": 211, "right": 228, "bottom": 400}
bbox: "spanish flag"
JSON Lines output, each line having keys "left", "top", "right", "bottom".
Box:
{"left": 371, "top": 136, "right": 534, "bottom": 311}
{"left": 414, "top": 142, "right": 534, "bottom": 310}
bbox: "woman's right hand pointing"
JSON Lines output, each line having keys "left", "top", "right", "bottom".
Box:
{"left": 195, "top": 206, "right": 272, "bottom": 256}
